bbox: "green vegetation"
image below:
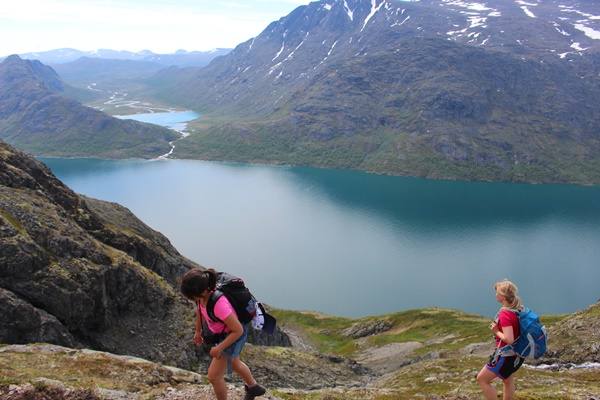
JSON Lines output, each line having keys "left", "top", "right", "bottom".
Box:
{"left": 0, "top": 348, "right": 184, "bottom": 398}
{"left": 0, "top": 208, "right": 27, "bottom": 236}
{"left": 272, "top": 308, "right": 491, "bottom": 358}
{"left": 0, "top": 56, "right": 179, "bottom": 159}
{"left": 271, "top": 310, "right": 356, "bottom": 355}
{"left": 171, "top": 113, "right": 600, "bottom": 186}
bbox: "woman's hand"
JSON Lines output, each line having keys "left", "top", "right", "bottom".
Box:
{"left": 193, "top": 331, "right": 203, "bottom": 346}
{"left": 490, "top": 322, "right": 500, "bottom": 334}
{"left": 210, "top": 345, "right": 223, "bottom": 359}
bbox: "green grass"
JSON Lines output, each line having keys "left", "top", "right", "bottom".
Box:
{"left": 0, "top": 348, "right": 178, "bottom": 398}
{"left": 0, "top": 208, "right": 27, "bottom": 235}
{"left": 272, "top": 307, "right": 581, "bottom": 362}
{"left": 169, "top": 110, "right": 600, "bottom": 186}
{"left": 272, "top": 308, "right": 490, "bottom": 358}
{"left": 271, "top": 309, "right": 357, "bottom": 355}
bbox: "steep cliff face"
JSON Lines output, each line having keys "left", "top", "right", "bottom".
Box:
{"left": 0, "top": 140, "right": 200, "bottom": 367}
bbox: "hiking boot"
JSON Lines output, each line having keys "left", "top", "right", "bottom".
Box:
{"left": 244, "top": 384, "right": 266, "bottom": 400}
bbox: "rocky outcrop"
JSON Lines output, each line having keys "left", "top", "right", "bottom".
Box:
{"left": 545, "top": 301, "right": 600, "bottom": 364}
{"left": 0, "top": 288, "right": 77, "bottom": 347}
{"left": 0, "top": 141, "right": 199, "bottom": 367}
{"left": 342, "top": 319, "right": 393, "bottom": 339}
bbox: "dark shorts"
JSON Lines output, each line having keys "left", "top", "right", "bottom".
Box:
{"left": 486, "top": 353, "right": 525, "bottom": 380}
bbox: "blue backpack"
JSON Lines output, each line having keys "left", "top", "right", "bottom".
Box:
{"left": 501, "top": 308, "right": 547, "bottom": 359}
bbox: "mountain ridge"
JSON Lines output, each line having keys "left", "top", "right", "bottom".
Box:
{"left": 0, "top": 48, "right": 232, "bottom": 67}
{"left": 149, "top": 0, "right": 600, "bottom": 184}
{"left": 0, "top": 55, "right": 179, "bottom": 158}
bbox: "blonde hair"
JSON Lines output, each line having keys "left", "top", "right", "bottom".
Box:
{"left": 494, "top": 279, "right": 523, "bottom": 310}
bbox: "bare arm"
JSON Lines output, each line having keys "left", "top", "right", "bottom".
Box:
{"left": 493, "top": 325, "right": 515, "bottom": 345}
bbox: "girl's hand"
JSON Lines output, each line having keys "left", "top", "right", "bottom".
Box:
{"left": 490, "top": 322, "right": 500, "bottom": 333}
{"left": 193, "top": 331, "right": 203, "bottom": 345}
{"left": 210, "top": 345, "right": 223, "bottom": 359}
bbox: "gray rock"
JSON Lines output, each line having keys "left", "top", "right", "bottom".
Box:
{"left": 0, "top": 141, "right": 200, "bottom": 368}
{"left": 342, "top": 319, "right": 393, "bottom": 339}
{"left": 0, "top": 288, "right": 77, "bottom": 347}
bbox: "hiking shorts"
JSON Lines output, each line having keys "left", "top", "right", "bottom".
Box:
{"left": 486, "top": 352, "right": 525, "bottom": 380}
{"left": 222, "top": 323, "right": 249, "bottom": 359}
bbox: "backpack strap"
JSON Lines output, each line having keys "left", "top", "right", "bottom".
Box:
{"left": 206, "top": 290, "right": 225, "bottom": 324}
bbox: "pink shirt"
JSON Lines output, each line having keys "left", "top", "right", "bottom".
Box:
{"left": 495, "top": 309, "right": 521, "bottom": 347}
{"left": 198, "top": 296, "right": 236, "bottom": 334}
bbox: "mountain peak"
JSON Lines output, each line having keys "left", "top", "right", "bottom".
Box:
{"left": 2, "top": 54, "right": 25, "bottom": 64}
{"left": 0, "top": 54, "right": 64, "bottom": 93}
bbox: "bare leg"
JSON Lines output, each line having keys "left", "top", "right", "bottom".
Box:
{"left": 231, "top": 357, "right": 257, "bottom": 387}
{"left": 477, "top": 366, "right": 498, "bottom": 400}
{"left": 207, "top": 357, "right": 228, "bottom": 400}
{"left": 503, "top": 375, "right": 516, "bottom": 400}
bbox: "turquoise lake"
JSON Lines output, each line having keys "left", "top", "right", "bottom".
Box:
{"left": 40, "top": 112, "right": 600, "bottom": 318}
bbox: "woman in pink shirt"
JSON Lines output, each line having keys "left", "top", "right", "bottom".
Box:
{"left": 181, "top": 268, "right": 266, "bottom": 400}
{"left": 477, "top": 280, "right": 525, "bottom": 400}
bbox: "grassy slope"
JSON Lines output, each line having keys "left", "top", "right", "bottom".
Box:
{"left": 272, "top": 308, "right": 569, "bottom": 360}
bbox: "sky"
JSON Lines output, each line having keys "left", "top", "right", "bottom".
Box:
{"left": 0, "top": 0, "right": 310, "bottom": 56}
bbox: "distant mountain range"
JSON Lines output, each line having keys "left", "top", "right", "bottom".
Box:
{"left": 0, "top": 55, "right": 178, "bottom": 158}
{"left": 0, "top": 48, "right": 231, "bottom": 67}
{"left": 150, "top": 0, "right": 600, "bottom": 184}
{"left": 52, "top": 57, "right": 166, "bottom": 89}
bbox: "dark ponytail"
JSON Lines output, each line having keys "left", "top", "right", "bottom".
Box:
{"left": 206, "top": 268, "right": 217, "bottom": 291}
{"left": 180, "top": 268, "right": 218, "bottom": 299}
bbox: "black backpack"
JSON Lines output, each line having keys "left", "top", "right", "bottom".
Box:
{"left": 206, "top": 272, "right": 257, "bottom": 324}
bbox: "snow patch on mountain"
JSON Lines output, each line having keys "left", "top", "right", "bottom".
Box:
{"left": 468, "top": 16, "right": 487, "bottom": 28}
{"left": 272, "top": 43, "right": 285, "bottom": 62}
{"left": 560, "top": 8, "right": 600, "bottom": 20}
{"left": 574, "top": 24, "right": 600, "bottom": 40}
{"left": 315, "top": 40, "right": 338, "bottom": 69}
{"left": 441, "top": 1, "right": 492, "bottom": 12}
{"left": 392, "top": 15, "right": 411, "bottom": 27}
{"left": 361, "top": 0, "right": 385, "bottom": 32}
{"left": 515, "top": 1, "right": 537, "bottom": 6}
{"left": 520, "top": 6, "right": 536, "bottom": 18}
{"left": 344, "top": 0, "right": 354, "bottom": 21}
{"left": 552, "top": 22, "right": 570, "bottom": 36}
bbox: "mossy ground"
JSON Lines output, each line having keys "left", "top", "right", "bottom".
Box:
{"left": 0, "top": 347, "right": 197, "bottom": 399}
{"left": 0, "top": 208, "right": 27, "bottom": 236}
